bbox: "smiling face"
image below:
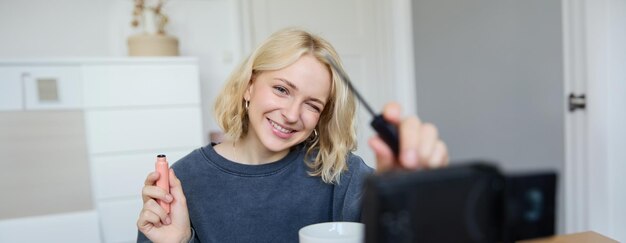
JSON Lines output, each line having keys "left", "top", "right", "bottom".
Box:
{"left": 243, "top": 54, "right": 332, "bottom": 154}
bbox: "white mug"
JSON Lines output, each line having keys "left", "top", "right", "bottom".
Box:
{"left": 299, "top": 222, "right": 364, "bottom": 243}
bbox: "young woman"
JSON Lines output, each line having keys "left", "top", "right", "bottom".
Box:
{"left": 137, "top": 28, "right": 448, "bottom": 243}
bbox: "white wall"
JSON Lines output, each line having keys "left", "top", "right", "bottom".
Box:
{"left": 0, "top": 0, "right": 244, "bottom": 141}
{"left": 0, "top": 0, "right": 111, "bottom": 56}
{"left": 411, "top": 0, "right": 565, "bottom": 172}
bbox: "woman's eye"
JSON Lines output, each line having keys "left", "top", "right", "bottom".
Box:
{"left": 274, "top": 86, "right": 288, "bottom": 95}
{"left": 307, "top": 103, "right": 322, "bottom": 113}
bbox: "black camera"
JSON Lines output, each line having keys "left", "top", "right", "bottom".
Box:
{"left": 361, "top": 162, "right": 557, "bottom": 243}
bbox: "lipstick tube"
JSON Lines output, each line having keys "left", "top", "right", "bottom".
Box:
{"left": 155, "top": 154, "right": 170, "bottom": 213}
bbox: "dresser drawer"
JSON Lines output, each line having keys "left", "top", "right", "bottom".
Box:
{"left": 0, "top": 65, "right": 82, "bottom": 110}
{"left": 82, "top": 64, "right": 200, "bottom": 108}
{"left": 0, "top": 210, "right": 101, "bottom": 243}
{"left": 85, "top": 107, "right": 203, "bottom": 154}
{"left": 91, "top": 149, "right": 192, "bottom": 200}
{"left": 0, "top": 67, "right": 24, "bottom": 111}
{"left": 98, "top": 199, "right": 143, "bottom": 243}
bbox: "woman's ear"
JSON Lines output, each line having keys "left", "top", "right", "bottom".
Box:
{"left": 243, "top": 72, "right": 257, "bottom": 101}
{"left": 244, "top": 77, "right": 254, "bottom": 101}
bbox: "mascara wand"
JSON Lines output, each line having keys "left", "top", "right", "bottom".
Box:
{"left": 324, "top": 54, "right": 400, "bottom": 156}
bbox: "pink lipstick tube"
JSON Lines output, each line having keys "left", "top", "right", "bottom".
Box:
{"left": 155, "top": 154, "right": 170, "bottom": 213}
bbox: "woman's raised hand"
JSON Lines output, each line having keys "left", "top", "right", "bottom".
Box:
{"left": 369, "top": 102, "right": 449, "bottom": 172}
{"left": 137, "top": 168, "right": 192, "bottom": 243}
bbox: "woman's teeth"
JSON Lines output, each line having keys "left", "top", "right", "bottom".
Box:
{"left": 269, "top": 119, "right": 294, "bottom": 133}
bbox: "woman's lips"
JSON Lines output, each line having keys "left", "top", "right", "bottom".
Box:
{"left": 267, "top": 118, "right": 296, "bottom": 139}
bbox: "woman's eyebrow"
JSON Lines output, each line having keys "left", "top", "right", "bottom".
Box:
{"left": 309, "top": 97, "right": 325, "bottom": 106}
{"left": 276, "top": 78, "right": 298, "bottom": 91}
{"left": 276, "top": 78, "right": 326, "bottom": 106}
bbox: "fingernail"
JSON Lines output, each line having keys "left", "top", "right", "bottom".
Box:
{"left": 402, "top": 149, "right": 419, "bottom": 168}
{"left": 165, "top": 194, "right": 173, "bottom": 202}
{"left": 165, "top": 216, "right": 171, "bottom": 225}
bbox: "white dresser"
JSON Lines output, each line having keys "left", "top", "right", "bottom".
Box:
{"left": 0, "top": 58, "right": 205, "bottom": 243}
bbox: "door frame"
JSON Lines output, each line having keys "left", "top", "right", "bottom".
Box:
{"left": 380, "top": 0, "right": 418, "bottom": 115}
{"left": 563, "top": 0, "right": 625, "bottom": 239}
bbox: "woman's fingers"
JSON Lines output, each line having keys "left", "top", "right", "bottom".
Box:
{"left": 137, "top": 168, "right": 192, "bottom": 242}
{"left": 144, "top": 171, "right": 159, "bottom": 186}
{"left": 144, "top": 199, "right": 171, "bottom": 225}
{"left": 138, "top": 172, "right": 174, "bottom": 228}
{"left": 428, "top": 140, "right": 449, "bottom": 168}
{"left": 142, "top": 172, "right": 159, "bottom": 201}
{"left": 370, "top": 136, "right": 395, "bottom": 173}
{"left": 417, "top": 122, "right": 438, "bottom": 167}
{"left": 138, "top": 204, "right": 165, "bottom": 229}
{"left": 141, "top": 171, "right": 174, "bottom": 227}
{"left": 142, "top": 184, "right": 174, "bottom": 204}
{"left": 372, "top": 102, "right": 450, "bottom": 172}
{"left": 398, "top": 120, "right": 447, "bottom": 169}
{"left": 168, "top": 169, "right": 186, "bottom": 206}
{"left": 382, "top": 102, "right": 402, "bottom": 124}
{"left": 168, "top": 169, "right": 191, "bottom": 231}
{"left": 398, "top": 116, "right": 422, "bottom": 169}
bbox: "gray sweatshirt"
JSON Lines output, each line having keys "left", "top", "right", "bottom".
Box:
{"left": 137, "top": 143, "right": 374, "bottom": 243}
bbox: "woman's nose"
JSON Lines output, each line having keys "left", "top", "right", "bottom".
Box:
{"left": 282, "top": 101, "right": 300, "bottom": 123}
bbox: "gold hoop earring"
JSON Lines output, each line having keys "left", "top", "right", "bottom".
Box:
{"left": 245, "top": 100, "right": 249, "bottom": 110}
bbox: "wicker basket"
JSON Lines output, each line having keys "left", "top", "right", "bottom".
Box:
{"left": 128, "top": 34, "right": 179, "bottom": 56}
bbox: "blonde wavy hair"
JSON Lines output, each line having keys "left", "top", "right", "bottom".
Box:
{"left": 214, "top": 28, "right": 357, "bottom": 184}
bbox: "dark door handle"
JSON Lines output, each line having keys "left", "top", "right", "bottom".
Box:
{"left": 568, "top": 93, "right": 586, "bottom": 112}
